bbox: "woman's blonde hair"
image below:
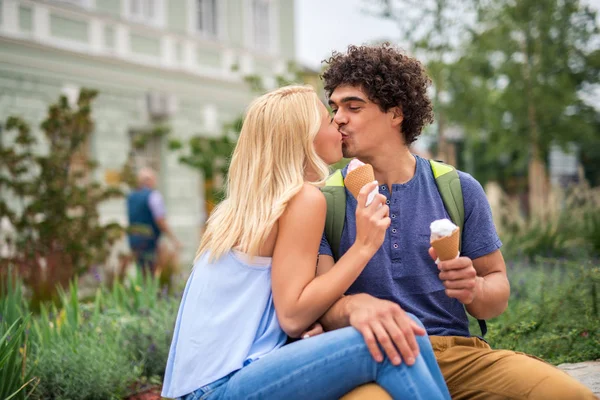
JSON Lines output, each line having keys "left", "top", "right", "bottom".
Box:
{"left": 196, "top": 85, "right": 331, "bottom": 261}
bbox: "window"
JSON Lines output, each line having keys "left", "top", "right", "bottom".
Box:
{"left": 197, "top": 0, "right": 218, "bottom": 37}
{"left": 127, "top": 0, "right": 162, "bottom": 26}
{"left": 251, "top": 0, "right": 272, "bottom": 51}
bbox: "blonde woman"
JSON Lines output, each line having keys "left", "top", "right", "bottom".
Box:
{"left": 161, "top": 86, "right": 451, "bottom": 400}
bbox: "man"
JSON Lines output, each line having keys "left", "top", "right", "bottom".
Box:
{"left": 127, "top": 167, "right": 181, "bottom": 276}
{"left": 317, "top": 44, "right": 594, "bottom": 399}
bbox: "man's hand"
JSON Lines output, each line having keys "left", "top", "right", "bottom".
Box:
{"left": 346, "top": 293, "right": 426, "bottom": 366}
{"left": 429, "top": 247, "right": 482, "bottom": 305}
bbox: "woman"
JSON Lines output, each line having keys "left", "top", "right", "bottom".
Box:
{"left": 162, "top": 85, "right": 451, "bottom": 400}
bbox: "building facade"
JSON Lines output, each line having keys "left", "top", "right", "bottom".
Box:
{"left": 0, "top": 0, "right": 296, "bottom": 262}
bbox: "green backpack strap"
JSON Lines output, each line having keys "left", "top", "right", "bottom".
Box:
{"left": 321, "top": 169, "right": 346, "bottom": 261}
{"left": 429, "top": 160, "right": 464, "bottom": 251}
{"left": 429, "top": 160, "right": 487, "bottom": 337}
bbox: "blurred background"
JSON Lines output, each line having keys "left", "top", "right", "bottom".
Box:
{"left": 0, "top": 1, "right": 599, "bottom": 399}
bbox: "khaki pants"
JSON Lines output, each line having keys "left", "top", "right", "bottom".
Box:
{"left": 341, "top": 336, "right": 596, "bottom": 400}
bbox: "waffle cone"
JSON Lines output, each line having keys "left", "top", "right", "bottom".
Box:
{"left": 431, "top": 227, "right": 460, "bottom": 261}
{"left": 344, "top": 164, "right": 375, "bottom": 199}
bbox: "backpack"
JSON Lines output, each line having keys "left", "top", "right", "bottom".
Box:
{"left": 321, "top": 159, "right": 487, "bottom": 337}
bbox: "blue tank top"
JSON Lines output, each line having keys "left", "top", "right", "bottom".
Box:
{"left": 161, "top": 250, "right": 287, "bottom": 399}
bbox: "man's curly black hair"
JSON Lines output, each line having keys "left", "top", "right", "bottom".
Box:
{"left": 322, "top": 43, "right": 434, "bottom": 145}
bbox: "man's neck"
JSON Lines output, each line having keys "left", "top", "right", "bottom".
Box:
{"left": 361, "top": 146, "right": 416, "bottom": 189}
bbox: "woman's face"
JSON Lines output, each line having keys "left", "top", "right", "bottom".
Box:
{"left": 313, "top": 102, "right": 342, "bottom": 165}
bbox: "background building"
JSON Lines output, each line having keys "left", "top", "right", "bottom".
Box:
{"left": 0, "top": 0, "right": 296, "bottom": 261}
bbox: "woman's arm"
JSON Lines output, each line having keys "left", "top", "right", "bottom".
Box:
{"left": 272, "top": 182, "right": 389, "bottom": 338}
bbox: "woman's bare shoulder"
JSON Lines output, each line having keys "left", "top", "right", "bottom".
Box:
{"left": 281, "top": 183, "right": 326, "bottom": 221}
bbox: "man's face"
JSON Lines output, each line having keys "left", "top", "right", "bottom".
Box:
{"left": 328, "top": 85, "right": 399, "bottom": 159}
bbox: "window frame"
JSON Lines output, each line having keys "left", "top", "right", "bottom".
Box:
{"left": 123, "top": 0, "right": 165, "bottom": 28}
{"left": 246, "top": 0, "right": 279, "bottom": 54}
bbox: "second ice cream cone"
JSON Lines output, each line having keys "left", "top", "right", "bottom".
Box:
{"left": 431, "top": 227, "right": 460, "bottom": 261}
{"left": 344, "top": 164, "right": 375, "bottom": 199}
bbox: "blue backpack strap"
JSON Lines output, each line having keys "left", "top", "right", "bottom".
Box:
{"left": 321, "top": 170, "right": 346, "bottom": 261}
{"left": 429, "top": 160, "right": 487, "bottom": 337}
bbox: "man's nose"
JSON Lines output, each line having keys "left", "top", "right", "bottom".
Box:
{"left": 333, "top": 109, "right": 348, "bottom": 126}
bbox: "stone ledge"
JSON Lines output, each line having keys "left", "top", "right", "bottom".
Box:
{"left": 559, "top": 361, "right": 600, "bottom": 397}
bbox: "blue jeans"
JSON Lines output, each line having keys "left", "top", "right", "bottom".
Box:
{"left": 182, "top": 317, "right": 451, "bottom": 400}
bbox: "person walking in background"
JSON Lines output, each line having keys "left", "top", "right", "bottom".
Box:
{"left": 126, "top": 167, "right": 181, "bottom": 276}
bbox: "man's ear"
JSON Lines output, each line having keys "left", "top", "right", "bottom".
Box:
{"left": 390, "top": 107, "right": 403, "bottom": 127}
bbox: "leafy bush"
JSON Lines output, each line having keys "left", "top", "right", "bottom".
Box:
{"left": 25, "top": 281, "right": 137, "bottom": 399}
{"left": 121, "top": 297, "right": 178, "bottom": 378}
{"left": 482, "top": 258, "right": 600, "bottom": 364}
{"left": 499, "top": 183, "right": 600, "bottom": 260}
{"left": 101, "top": 273, "right": 178, "bottom": 378}
{"left": 32, "top": 323, "right": 140, "bottom": 400}
{"left": 0, "top": 89, "right": 123, "bottom": 307}
{"left": 23, "top": 274, "right": 179, "bottom": 398}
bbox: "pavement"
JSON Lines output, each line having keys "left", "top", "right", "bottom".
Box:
{"left": 559, "top": 361, "right": 600, "bottom": 397}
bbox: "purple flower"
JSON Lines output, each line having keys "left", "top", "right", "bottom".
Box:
{"left": 92, "top": 267, "right": 101, "bottom": 282}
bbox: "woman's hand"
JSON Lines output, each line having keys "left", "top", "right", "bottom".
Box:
{"left": 300, "top": 322, "right": 324, "bottom": 339}
{"left": 353, "top": 181, "right": 390, "bottom": 255}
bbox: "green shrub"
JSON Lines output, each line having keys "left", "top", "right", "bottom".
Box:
{"left": 121, "top": 298, "right": 178, "bottom": 378}
{"left": 500, "top": 184, "right": 600, "bottom": 260}
{"left": 482, "top": 258, "right": 600, "bottom": 364}
{"left": 0, "top": 89, "right": 123, "bottom": 307}
{"left": 27, "top": 274, "right": 180, "bottom": 398}
{"left": 0, "top": 270, "right": 181, "bottom": 398}
{"left": 31, "top": 324, "right": 140, "bottom": 400}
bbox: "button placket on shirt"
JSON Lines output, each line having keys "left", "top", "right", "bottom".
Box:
{"left": 387, "top": 188, "right": 401, "bottom": 261}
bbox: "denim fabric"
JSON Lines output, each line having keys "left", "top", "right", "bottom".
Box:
{"left": 180, "top": 374, "right": 231, "bottom": 400}
{"left": 183, "top": 317, "right": 451, "bottom": 400}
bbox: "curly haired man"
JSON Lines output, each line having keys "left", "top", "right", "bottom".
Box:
{"left": 316, "top": 44, "right": 594, "bottom": 399}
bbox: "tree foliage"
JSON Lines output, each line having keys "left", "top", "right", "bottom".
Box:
{"left": 0, "top": 89, "right": 123, "bottom": 305}
{"left": 444, "top": 0, "right": 600, "bottom": 188}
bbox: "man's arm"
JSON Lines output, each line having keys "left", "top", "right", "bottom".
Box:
{"left": 155, "top": 217, "right": 181, "bottom": 246}
{"left": 469, "top": 250, "right": 510, "bottom": 319}
{"left": 448, "top": 172, "right": 509, "bottom": 319}
{"left": 432, "top": 248, "right": 509, "bottom": 320}
{"left": 149, "top": 191, "right": 181, "bottom": 247}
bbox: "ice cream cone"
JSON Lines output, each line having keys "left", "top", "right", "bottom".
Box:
{"left": 344, "top": 164, "right": 375, "bottom": 199}
{"left": 431, "top": 227, "right": 460, "bottom": 261}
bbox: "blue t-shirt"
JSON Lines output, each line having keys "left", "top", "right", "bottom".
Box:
{"left": 319, "top": 155, "right": 502, "bottom": 337}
